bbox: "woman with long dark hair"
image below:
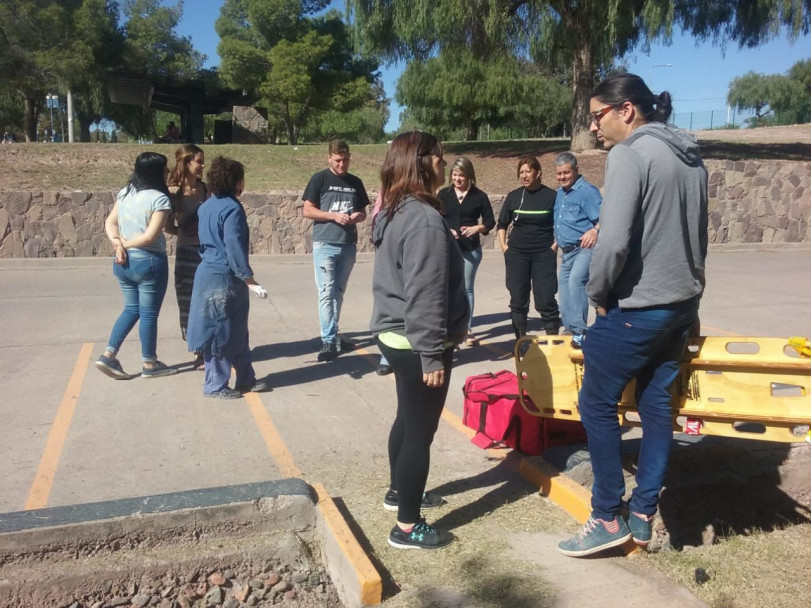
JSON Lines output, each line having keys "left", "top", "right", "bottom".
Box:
{"left": 166, "top": 144, "right": 207, "bottom": 369}
{"left": 95, "top": 152, "right": 177, "bottom": 379}
{"left": 496, "top": 156, "right": 561, "bottom": 338}
{"left": 186, "top": 157, "right": 269, "bottom": 399}
{"left": 370, "top": 130, "right": 469, "bottom": 550}
{"left": 438, "top": 157, "right": 495, "bottom": 346}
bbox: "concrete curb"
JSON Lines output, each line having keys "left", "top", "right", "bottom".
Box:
{"left": 0, "top": 479, "right": 383, "bottom": 608}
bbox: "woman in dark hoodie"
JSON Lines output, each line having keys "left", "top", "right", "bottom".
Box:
{"left": 370, "top": 130, "right": 469, "bottom": 550}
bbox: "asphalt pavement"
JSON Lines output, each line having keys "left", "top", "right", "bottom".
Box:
{"left": 1, "top": 246, "right": 810, "bottom": 606}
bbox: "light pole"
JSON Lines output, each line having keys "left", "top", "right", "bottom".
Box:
{"left": 648, "top": 64, "right": 672, "bottom": 93}
{"left": 46, "top": 94, "right": 58, "bottom": 142}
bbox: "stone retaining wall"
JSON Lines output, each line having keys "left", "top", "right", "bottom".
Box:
{"left": 1, "top": 159, "right": 809, "bottom": 258}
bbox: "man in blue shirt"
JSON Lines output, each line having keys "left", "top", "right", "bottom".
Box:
{"left": 553, "top": 152, "right": 602, "bottom": 348}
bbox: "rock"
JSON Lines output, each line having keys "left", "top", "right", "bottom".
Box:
{"left": 272, "top": 580, "right": 289, "bottom": 593}
{"left": 102, "top": 580, "right": 114, "bottom": 594}
{"left": 68, "top": 602, "right": 81, "bottom": 608}
{"left": 110, "top": 598, "right": 131, "bottom": 607}
{"left": 177, "top": 596, "right": 191, "bottom": 608}
{"left": 234, "top": 585, "right": 250, "bottom": 602}
{"left": 131, "top": 593, "right": 150, "bottom": 607}
{"left": 209, "top": 572, "right": 226, "bottom": 586}
{"left": 223, "top": 569, "right": 235, "bottom": 580}
{"left": 292, "top": 572, "right": 308, "bottom": 584}
{"left": 695, "top": 567, "right": 711, "bottom": 585}
{"left": 205, "top": 586, "right": 225, "bottom": 605}
{"left": 246, "top": 596, "right": 259, "bottom": 606}
{"left": 248, "top": 578, "right": 264, "bottom": 589}
{"left": 223, "top": 600, "right": 240, "bottom": 608}
{"left": 284, "top": 590, "right": 297, "bottom": 601}
{"left": 161, "top": 586, "right": 174, "bottom": 598}
{"left": 263, "top": 573, "right": 280, "bottom": 587}
{"left": 158, "top": 600, "right": 173, "bottom": 608}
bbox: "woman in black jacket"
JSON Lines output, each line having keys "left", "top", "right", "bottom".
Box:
{"left": 438, "top": 157, "right": 495, "bottom": 346}
{"left": 496, "top": 156, "right": 561, "bottom": 339}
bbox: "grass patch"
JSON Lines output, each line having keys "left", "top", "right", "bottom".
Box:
{"left": 645, "top": 523, "right": 811, "bottom": 607}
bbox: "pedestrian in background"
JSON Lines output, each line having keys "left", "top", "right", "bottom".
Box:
{"left": 165, "top": 144, "right": 207, "bottom": 369}
{"left": 371, "top": 130, "right": 469, "bottom": 550}
{"left": 301, "top": 140, "right": 369, "bottom": 362}
{"left": 496, "top": 156, "right": 561, "bottom": 339}
{"left": 559, "top": 73, "right": 707, "bottom": 558}
{"left": 438, "top": 157, "right": 495, "bottom": 346}
{"left": 552, "top": 152, "right": 602, "bottom": 349}
{"left": 95, "top": 152, "right": 177, "bottom": 380}
{"left": 186, "top": 157, "right": 269, "bottom": 399}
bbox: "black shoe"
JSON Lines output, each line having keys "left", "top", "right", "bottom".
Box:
{"left": 388, "top": 519, "right": 454, "bottom": 550}
{"left": 383, "top": 490, "right": 444, "bottom": 512}
{"left": 376, "top": 364, "right": 393, "bottom": 376}
{"left": 337, "top": 338, "right": 356, "bottom": 353}
{"left": 317, "top": 342, "right": 338, "bottom": 362}
{"left": 545, "top": 323, "right": 562, "bottom": 336}
{"left": 235, "top": 380, "right": 270, "bottom": 393}
{"left": 204, "top": 388, "right": 243, "bottom": 399}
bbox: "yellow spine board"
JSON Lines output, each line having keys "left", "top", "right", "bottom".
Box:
{"left": 515, "top": 336, "right": 811, "bottom": 444}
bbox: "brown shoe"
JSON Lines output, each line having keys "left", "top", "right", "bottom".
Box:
{"left": 464, "top": 334, "right": 479, "bottom": 346}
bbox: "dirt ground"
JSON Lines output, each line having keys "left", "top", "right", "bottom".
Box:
{"left": 2, "top": 123, "right": 809, "bottom": 194}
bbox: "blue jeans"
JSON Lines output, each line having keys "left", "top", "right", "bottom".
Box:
{"left": 558, "top": 246, "right": 592, "bottom": 336}
{"left": 106, "top": 251, "right": 169, "bottom": 363}
{"left": 578, "top": 296, "right": 699, "bottom": 520}
{"left": 460, "top": 246, "right": 482, "bottom": 331}
{"left": 312, "top": 242, "right": 356, "bottom": 344}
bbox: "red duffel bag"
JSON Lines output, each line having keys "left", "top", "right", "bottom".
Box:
{"left": 462, "top": 370, "right": 543, "bottom": 455}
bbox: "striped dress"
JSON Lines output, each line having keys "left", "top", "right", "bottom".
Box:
{"left": 169, "top": 185, "right": 206, "bottom": 340}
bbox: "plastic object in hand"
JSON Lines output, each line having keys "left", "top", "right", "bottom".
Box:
{"left": 249, "top": 284, "right": 268, "bottom": 299}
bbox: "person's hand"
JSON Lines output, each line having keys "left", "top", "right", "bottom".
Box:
{"left": 450, "top": 229, "right": 459, "bottom": 239}
{"left": 349, "top": 211, "right": 364, "bottom": 224}
{"left": 460, "top": 225, "right": 478, "bottom": 238}
{"left": 113, "top": 237, "right": 127, "bottom": 265}
{"left": 580, "top": 227, "right": 599, "bottom": 249}
{"left": 423, "top": 369, "right": 445, "bottom": 387}
{"left": 249, "top": 284, "right": 268, "bottom": 299}
{"left": 332, "top": 212, "right": 351, "bottom": 226}
{"left": 551, "top": 241, "right": 558, "bottom": 252}
{"left": 595, "top": 306, "right": 607, "bottom": 317}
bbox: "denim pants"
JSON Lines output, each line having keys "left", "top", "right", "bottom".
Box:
{"left": 460, "top": 246, "right": 483, "bottom": 332}
{"left": 578, "top": 296, "right": 699, "bottom": 520}
{"left": 379, "top": 340, "right": 454, "bottom": 524}
{"left": 106, "top": 251, "right": 169, "bottom": 363}
{"left": 313, "top": 242, "right": 356, "bottom": 344}
{"left": 204, "top": 347, "right": 255, "bottom": 394}
{"left": 558, "top": 246, "right": 592, "bottom": 336}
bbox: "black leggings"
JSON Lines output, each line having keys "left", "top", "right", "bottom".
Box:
{"left": 378, "top": 340, "right": 454, "bottom": 524}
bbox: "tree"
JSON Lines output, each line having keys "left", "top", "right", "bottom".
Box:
{"left": 395, "top": 49, "right": 570, "bottom": 140}
{"left": 348, "top": 0, "right": 811, "bottom": 150}
{"left": 727, "top": 59, "right": 811, "bottom": 126}
{"left": 217, "top": 0, "right": 385, "bottom": 144}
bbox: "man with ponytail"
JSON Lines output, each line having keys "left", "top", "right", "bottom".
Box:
{"left": 559, "top": 74, "right": 708, "bottom": 558}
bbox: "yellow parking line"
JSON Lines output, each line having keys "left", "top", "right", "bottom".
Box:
{"left": 25, "top": 342, "right": 94, "bottom": 510}
{"left": 244, "top": 392, "right": 303, "bottom": 478}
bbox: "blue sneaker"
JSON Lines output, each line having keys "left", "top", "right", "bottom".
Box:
{"left": 388, "top": 519, "right": 454, "bottom": 550}
{"left": 627, "top": 510, "right": 654, "bottom": 546}
{"left": 571, "top": 334, "right": 583, "bottom": 349}
{"left": 95, "top": 355, "right": 128, "bottom": 380}
{"left": 558, "top": 515, "right": 632, "bottom": 557}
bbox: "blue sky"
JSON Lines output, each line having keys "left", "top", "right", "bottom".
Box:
{"left": 175, "top": 0, "right": 809, "bottom": 131}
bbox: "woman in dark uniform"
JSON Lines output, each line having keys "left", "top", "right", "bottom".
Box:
{"left": 496, "top": 156, "right": 561, "bottom": 339}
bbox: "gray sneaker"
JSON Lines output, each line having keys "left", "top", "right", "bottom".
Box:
{"left": 626, "top": 510, "right": 654, "bottom": 546}
{"left": 141, "top": 361, "right": 178, "bottom": 378}
{"left": 95, "top": 355, "right": 128, "bottom": 380}
{"left": 558, "top": 515, "right": 632, "bottom": 557}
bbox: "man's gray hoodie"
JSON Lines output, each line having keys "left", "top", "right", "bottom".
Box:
{"left": 370, "top": 196, "right": 469, "bottom": 373}
{"left": 587, "top": 122, "right": 708, "bottom": 309}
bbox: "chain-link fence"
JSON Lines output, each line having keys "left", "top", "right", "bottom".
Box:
{"left": 671, "top": 108, "right": 747, "bottom": 131}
